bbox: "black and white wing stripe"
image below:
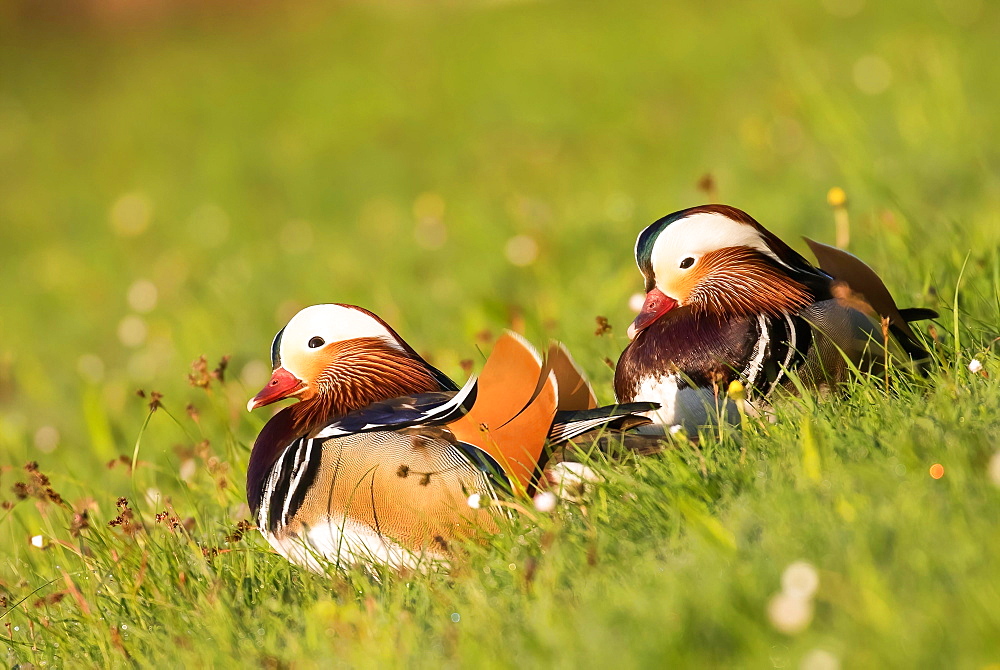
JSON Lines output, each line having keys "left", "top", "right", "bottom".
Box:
{"left": 315, "top": 375, "right": 479, "bottom": 439}
{"left": 259, "top": 436, "right": 323, "bottom": 533}
{"left": 740, "top": 312, "right": 812, "bottom": 399}
{"left": 548, "top": 402, "right": 659, "bottom": 444}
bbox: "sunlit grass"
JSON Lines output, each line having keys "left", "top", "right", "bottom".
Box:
{"left": 4, "top": 358, "right": 1000, "bottom": 667}
{"left": 2, "top": 0, "right": 1000, "bottom": 667}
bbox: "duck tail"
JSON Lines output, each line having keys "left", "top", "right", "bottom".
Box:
{"left": 804, "top": 237, "right": 936, "bottom": 363}
{"left": 447, "top": 331, "right": 558, "bottom": 492}
{"left": 548, "top": 402, "right": 658, "bottom": 444}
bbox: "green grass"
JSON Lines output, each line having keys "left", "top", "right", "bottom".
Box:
{"left": 2, "top": 0, "right": 1000, "bottom": 666}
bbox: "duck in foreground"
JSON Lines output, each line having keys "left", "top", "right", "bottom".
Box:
{"left": 615, "top": 204, "right": 937, "bottom": 431}
{"left": 246, "top": 304, "right": 656, "bottom": 572}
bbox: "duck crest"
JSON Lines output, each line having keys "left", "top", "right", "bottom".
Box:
{"left": 686, "top": 246, "right": 819, "bottom": 318}
{"left": 635, "top": 204, "right": 827, "bottom": 292}
{"left": 296, "top": 337, "right": 445, "bottom": 436}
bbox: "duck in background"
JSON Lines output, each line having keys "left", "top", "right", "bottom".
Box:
{"left": 615, "top": 204, "right": 936, "bottom": 432}
{"left": 245, "top": 304, "right": 656, "bottom": 572}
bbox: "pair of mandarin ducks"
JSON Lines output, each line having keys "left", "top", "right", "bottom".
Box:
{"left": 244, "top": 204, "right": 935, "bottom": 573}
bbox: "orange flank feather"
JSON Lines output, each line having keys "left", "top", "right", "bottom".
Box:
{"left": 544, "top": 342, "right": 599, "bottom": 411}
{"left": 448, "top": 332, "right": 558, "bottom": 492}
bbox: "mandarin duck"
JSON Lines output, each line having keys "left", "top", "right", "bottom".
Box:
{"left": 614, "top": 204, "right": 936, "bottom": 431}
{"left": 246, "top": 304, "right": 655, "bottom": 571}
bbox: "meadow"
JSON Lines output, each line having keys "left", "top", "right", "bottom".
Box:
{"left": 1, "top": 0, "right": 999, "bottom": 666}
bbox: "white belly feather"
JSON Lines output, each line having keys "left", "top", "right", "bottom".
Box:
{"left": 264, "top": 516, "right": 448, "bottom": 574}
{"left": 629, "top": 373, "right": 744, "bottom": 433}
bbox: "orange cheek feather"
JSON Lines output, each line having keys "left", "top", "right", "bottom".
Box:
{"left": 685, "top": 248, "right": 813, "bottom": 317}
{"left": 672, "top": 266, "right": 709, "bottom": 305}
{"left": 303, "top": 348, "right": 341, "bottom": 389}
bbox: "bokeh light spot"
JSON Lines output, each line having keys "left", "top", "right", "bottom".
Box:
{"left": 77, "top": 354, "right": 106, "bottom": 383}
{"left": 629, "top": 292, "right": 645, "bottom": 313}
{"left": 504, "top": 235, "right": 538, "bottom": 267}
{"left": 853, "top": 55, "right": 892, "bottom": 95}
{"left": 110, "top": 192, "right": 153, "bottom": 237}
{"left": 781, "top": 561, "right": 819, "bottom": 600}
{"left": 415, "top": 218, "right": 447, "bottom": 250}
{"left": 34, "top": 425, "right": 60, "bottom": 453}
{"left": 767, "top": 592, "right": 813, "bottom": 634}
{"left": 118, "top": 315, "right": 148, "bottom": 348}
{"left": 240, "top": 360, "right": 270, "bottom": 391}
{"left": 127, "top": 280, "right": 158, "bottom": 313}
{"left": 413, "top": 192, "right": 445, "bottom": 220}
{"left": 179, "top": 459, "right": 197, "bottom": 482}
{"left": 801, "top": 649, "right": 841, "bottom": 670}
{"left": 929, "top": 463, "right": 944, "bottom": 479}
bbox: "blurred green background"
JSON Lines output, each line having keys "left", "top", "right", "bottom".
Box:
{"left": 3, "top": 2, "right": 1000, "bottom": 667}
{"left": 1, "top": 0, "right": 998, "bottom": 502}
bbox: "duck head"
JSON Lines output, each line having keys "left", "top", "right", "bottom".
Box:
{"left": 628, "top": 205, "right": 828, "bottom": 339}
{"left": 247, "top": 304, "right": 451, "bottom": 433}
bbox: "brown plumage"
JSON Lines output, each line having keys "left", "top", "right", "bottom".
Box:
{"left": 246, "top": 305, "right": 658, "bottom": 572}
{"left": 254, "top": 332, "right": 558, "bottom": 572}
{"left": 246, "top": 304, "right": 458, "bottom": 515}
{"left": 290, "top": 337, "right": 443, "bottom": 436}
{"left": 684, "top": 246, "right": 814, "bottom": 318}
{"left": 618, "top": 204, "right": 936, "bottom": 431}
{"left": 247, "top": 304, "right": 654, "bottom": 517}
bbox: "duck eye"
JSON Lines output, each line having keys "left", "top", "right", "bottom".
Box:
{"left": 308, "top": 336, "right": 325, "bottom": 349}
{"left": 679, "top": 257, "right": 695, "bottom": 269}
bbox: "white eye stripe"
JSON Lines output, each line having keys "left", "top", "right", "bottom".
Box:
{"left": 650, "top": 213, "right": 779, "bottom": 278}
{"left": 278, "top": 304, "right": 406, "bottom": 373}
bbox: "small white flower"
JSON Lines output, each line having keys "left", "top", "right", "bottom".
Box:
{"left": 30, "top": 535, "right": 45, "bottom": 549}
{"left": 767, "top": 592, "right": 813, "bottom": 634}
{"left": 33, "top": 426, "right": 60, "bottom": 453}
{"left": 781, "top": 561, "right": 820, "bottom": 600}
{"left": 533, "top": 491, "right": 558, "bottom": 513}
{"left": 467, "top": 494, "right": 483, "bottom": 510}
{"left": 544, "top": 462, "right": 602, "bottom": 503}
{"left": 550, "top": 461, "right": 601, "bottom": 484}
{"left": 669, "top": 424, "right": 684, "bottom": 435}
{"left": 969, "top": 358, "right": 984, "bottom": 373}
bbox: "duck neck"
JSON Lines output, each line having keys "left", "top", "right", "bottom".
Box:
{"left": 246, "top": 407, "right": 297, "bottom": 514}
